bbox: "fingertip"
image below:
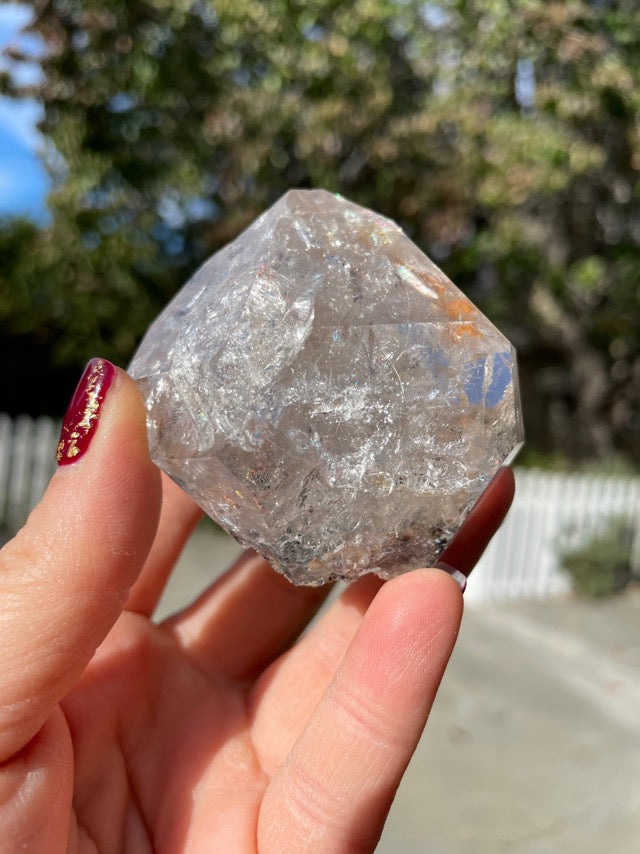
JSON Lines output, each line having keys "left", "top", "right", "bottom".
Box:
{"left": 51, "top": 364, "right": 162, "bottom": 576}
{"left": 364, "top": 568, "right": 464, "bottom": 672}
{"left": 56, "top": 358, "right": 116, "bottom": 466}
{"left": 380, "top": 565, "right": 465, "bottom": 611}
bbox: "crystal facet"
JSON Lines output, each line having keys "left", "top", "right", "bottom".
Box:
{"left": 129, "top": 190, "right": 523, "bottom": 585}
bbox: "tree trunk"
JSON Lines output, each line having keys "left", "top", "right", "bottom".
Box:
{"left": 529, "top": 283, "right": 613, "bottom": 459}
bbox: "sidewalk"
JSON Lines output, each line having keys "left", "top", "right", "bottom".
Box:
{"left": 157, "top": 526, "right": 640, "bottom": 853}
{"left": 379, "top": 591, "right": 640, "bottom": 853}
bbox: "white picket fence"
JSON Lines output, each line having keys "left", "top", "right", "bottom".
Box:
{"left": 1, "top": 414, "right": 639, "bottom": 601}
{"left": 468, "top": 468, "right": 640, "bottom": 602}
{"left": 0, "top": 414, "right": 59, "bottom": 543}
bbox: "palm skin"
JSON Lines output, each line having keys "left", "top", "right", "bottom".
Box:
{"left": 0, "top": 371, "right": 513, "bottom": 852}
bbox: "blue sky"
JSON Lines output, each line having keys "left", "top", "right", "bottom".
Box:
{"left": 0, "top": 3, "right": 49, "bottom": 221}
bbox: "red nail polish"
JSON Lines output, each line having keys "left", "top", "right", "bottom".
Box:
{"left": 57, "top": 358, "right": 116, "bottom": 466}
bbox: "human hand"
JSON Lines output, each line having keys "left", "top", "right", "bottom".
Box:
{"left": 0, "top": 359, "right": 513, "bottom": 852}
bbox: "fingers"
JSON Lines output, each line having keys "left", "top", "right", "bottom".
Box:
{"left": 164, "top": 550, "right": 332, "bottom": 681}
{"left": 0, "top": 361, "right": 161, "bottom": 761}
{"left": 248, "top": 574, "right": 383, "bottom": 772}
{"left": 125, "top": 472, "right": 202, "bottom": 616}
{"left": 257, "top": 569, "right": 463, "bottom": 852}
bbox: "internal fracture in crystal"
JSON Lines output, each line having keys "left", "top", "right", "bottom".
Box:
{"left": 129, "top": 190, "right": 523, "bottom": 585}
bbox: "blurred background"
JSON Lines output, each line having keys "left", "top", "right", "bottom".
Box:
{"left": 1, "top": 1, "right": 639, "bottom": 851}
{"left": 1, "top": 0, "right": 640, "bottom": 466}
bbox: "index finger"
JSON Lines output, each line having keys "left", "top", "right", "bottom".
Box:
{"left": 257, "top": 568, "right": 463, "bottom": 852}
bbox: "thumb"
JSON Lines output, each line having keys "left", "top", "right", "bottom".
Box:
{"left": 0, "top": 359, "right": 161, "bottom": 760}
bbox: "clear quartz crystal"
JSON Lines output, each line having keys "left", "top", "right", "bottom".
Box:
{"left": 129, "top": 190, "right": 523, "bottom": 585}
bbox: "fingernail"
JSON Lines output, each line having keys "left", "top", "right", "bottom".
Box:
{"left": 435, "top": 561, "right": 467, "bottom": 593}
{"left": 57, "top": 358, "right": 116, "bottom": 466}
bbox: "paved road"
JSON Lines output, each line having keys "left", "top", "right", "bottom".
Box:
{"left": 156, "top": 526, "right": 640, "bottom": 853}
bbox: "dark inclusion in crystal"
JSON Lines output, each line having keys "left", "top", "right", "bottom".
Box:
{"left": 129, "top": 190, "right": 524, "bottom": 585}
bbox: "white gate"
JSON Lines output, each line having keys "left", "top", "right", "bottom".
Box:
{"left": 468, "top": 468, "right": 640, "bottom": 602}
{"left": 0, "top": 414, "right": 59, "bottom": 542}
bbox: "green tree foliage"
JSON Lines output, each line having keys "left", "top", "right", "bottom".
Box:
{"left": 1, "top": 0, "right": 639, "bottom": 464}
{"left": 560, "top": 515, "right": 635, "bottom": 597}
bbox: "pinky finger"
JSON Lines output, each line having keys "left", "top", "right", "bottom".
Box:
{"left": 257, "top": 568, "right": 463, "bottom": 853}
